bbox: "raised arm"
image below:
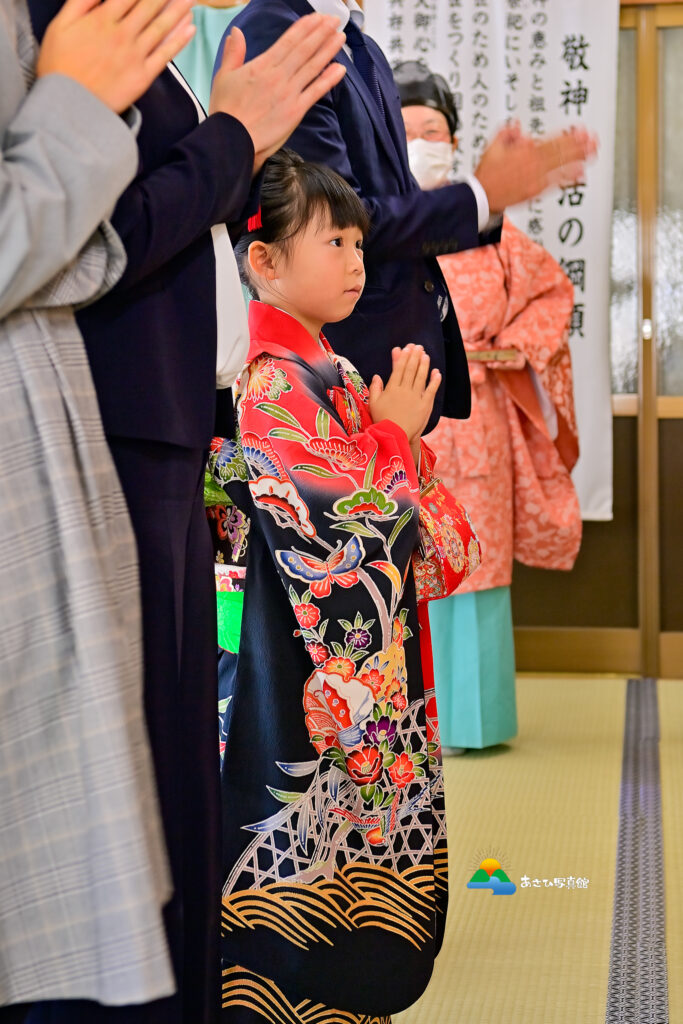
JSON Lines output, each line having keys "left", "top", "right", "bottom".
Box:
{"left": 281, "top": 94, "right": 483, "bottom": 264}
{"left": 107, "top": 107, "right": 256, "bottom": 291}
{"left": 0, "top": 73, "right": 138, "bottom": 320}
{"left": 219, "top": 11, "right": 596, "bottom": 266}
{"left": 0, "top": 0, "right": 195, "bottom": 318}
{"left": 215, "top": 10, "right": 485, "bottom": 264}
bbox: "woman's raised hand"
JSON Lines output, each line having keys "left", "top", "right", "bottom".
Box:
{"left": 37, "top": 0, "right": 196, "bottom": 112}
{"left": 368, "top": 344, "right": 441, "bottom": 444}
{"left": 475, "top": 124, "right": 598, "bottom": 215}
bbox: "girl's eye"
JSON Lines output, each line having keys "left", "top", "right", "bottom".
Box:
{"left": 330, "top": 237, "right": 343, "bottom": 247}
{"left": 355, "top": 240, "right": 364, "bottom": 251}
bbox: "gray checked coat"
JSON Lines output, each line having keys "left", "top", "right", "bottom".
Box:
{"left": 0, "top": 1, "right": 174, "bottom": 1007}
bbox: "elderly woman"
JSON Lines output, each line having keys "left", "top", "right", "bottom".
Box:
{"left": 396, "top": 61, "right": 582, "bottom": 754}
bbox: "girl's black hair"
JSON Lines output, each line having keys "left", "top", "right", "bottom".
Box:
{"left": 236, "top": 149, "right": 370, "bottom": 297}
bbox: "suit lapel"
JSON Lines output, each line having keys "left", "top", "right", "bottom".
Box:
{"left": 366, "top": 37, "right": 414, "bottom": 191}
{"left": 335, "top": 48, "right": 405, "bottom": 175}
{"left": 282, "top": 0, "right": 407, "bottom": 182}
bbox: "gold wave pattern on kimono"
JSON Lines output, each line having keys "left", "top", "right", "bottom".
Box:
{"left": 221, "top": 855, "right": 447, "bottom": 953}
{"left": 434, "top": 846, "right": 448, "bottom": 896}
{"left": 222, "top": 965, "right": 391, "bottom": 1023}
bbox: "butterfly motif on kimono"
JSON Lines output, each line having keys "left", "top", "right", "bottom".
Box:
{"left": 276, "top": 536, "right": 365, "bottom": 598}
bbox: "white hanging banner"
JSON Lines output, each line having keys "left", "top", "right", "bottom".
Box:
{"left": 365, "top": 0, "right": 619, "bottom": 520}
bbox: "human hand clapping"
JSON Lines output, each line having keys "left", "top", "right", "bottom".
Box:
{"left": 475, "top": 123, "right": 598, "bottom": 215}
{"left": 37, "top": 0, "right": 195, "bottom": 113}
{"left": 210, "top": 15, "right": 346, "bottom": 173}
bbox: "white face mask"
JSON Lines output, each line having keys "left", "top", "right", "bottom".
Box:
{"left": 406, "top": 138, "right": 454, "bottom": 190}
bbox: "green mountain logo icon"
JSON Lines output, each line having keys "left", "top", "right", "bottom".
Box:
{"left": 467, "top": 859, "right": 516, "bottom": 895}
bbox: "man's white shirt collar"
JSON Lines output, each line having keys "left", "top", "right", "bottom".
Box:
{"left": 306, "top": 0, "right": 364, "bottom": 31}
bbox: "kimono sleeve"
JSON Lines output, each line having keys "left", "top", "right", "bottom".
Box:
{"left": 238, "top": 354, "right": 421, "bottom": 673}
{"left": 494, "top": 220, "right": 578, "bottom": 448}
{"left": 494, "top": 218, "right": 574, "bottom": 374}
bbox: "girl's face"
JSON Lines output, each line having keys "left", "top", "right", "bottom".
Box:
{"left": 250, "top": 214, "right": 366, "bottom": 338}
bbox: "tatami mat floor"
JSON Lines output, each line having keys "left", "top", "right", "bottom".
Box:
{"left": 395, "top": 675, "right": 628, "bottom": 1024}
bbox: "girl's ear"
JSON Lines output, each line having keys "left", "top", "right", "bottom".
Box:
{"left": 248, "top": 241, "right": 277, "bottom": 283}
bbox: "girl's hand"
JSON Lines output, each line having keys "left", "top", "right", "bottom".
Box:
{"left": 368, "top": 344, "right": 441, "bottom": 444}
{"left": 36, "top": 0, "right": 196, "bottom": 113}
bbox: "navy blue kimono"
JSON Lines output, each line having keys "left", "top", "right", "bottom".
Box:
{"left": 210, "top": 303, "right": 448, "bottom": 1024}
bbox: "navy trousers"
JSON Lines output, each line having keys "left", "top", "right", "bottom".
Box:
{"left": 2, "top": 442, "right": 221, "bottom": 1024}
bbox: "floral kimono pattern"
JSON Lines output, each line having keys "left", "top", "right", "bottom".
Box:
{"left": 210, "top": 303, "right": 447, "bottom": 1023}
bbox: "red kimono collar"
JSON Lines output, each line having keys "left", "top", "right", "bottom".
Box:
{"left": 247, "top": 301, "right": 332, "bottom": 365}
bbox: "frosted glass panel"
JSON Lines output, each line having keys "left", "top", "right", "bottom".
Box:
{"left": 610, "top": 29, "right": 638, "bottom": 395}
{"left": 657, "top": 27, "right": 683, "bottom": 396}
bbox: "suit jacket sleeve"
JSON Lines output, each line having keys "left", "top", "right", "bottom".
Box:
{"left": 0, "top": 69, "right": 138, "bottom": 320}
{"left": 109, "top": 111, "right": 256, "bottom": 291}
{"left": 218, "top": 12, "right": 482, "bottom": 264}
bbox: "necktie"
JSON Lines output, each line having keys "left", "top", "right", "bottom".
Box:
{"left": 344, "top": 20, "right": 385, "bottom": 119}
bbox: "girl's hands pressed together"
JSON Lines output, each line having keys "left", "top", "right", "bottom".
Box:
{"left": 368, "top": 344, "right": 441, "bottom": 462}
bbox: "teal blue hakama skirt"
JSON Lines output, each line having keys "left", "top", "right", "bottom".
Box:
{"left": 428, "top": 585, "right": 518, "bottom": 749}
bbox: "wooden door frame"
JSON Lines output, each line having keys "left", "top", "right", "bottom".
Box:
{"left": 519, "top": 4, "right": 683, "bottom": 678}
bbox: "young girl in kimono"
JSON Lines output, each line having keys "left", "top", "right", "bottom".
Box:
{"left": 207, "top": 149, "right": 478, "bottom": 1024}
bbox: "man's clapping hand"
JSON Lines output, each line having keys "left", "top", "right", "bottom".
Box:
{"left": 210, "top": 14, "right": 347, "bottom": 174}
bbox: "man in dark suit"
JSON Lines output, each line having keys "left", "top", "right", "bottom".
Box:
{"left": 221, "top": 0, "right": 595, "bottom": 429}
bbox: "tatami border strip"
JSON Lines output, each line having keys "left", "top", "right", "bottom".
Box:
{"left": 605, "top": 678, "right": 668, "bottom": 1023}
